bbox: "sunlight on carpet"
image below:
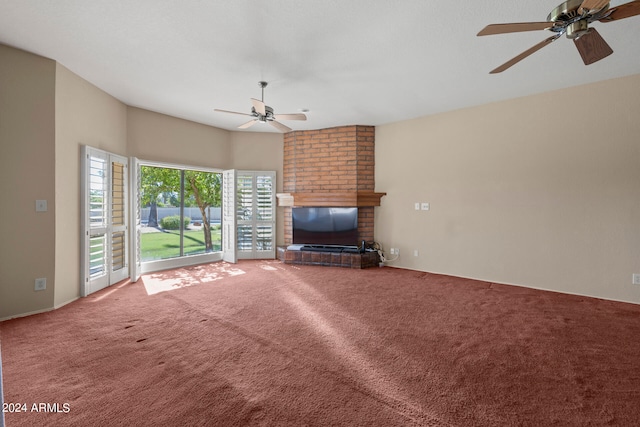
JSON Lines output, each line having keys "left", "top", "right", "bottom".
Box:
{"left": 90, "top": 279, "right": 131, "bottom": 302}
{"left": 142, "top": 262, "right": 246, "bottom": 295}
{"left": 278, "top": 272, "right": 430, "bottom": 423}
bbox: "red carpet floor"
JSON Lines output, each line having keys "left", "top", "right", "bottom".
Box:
{"left": 2, "top": 260, "right": 640, "bottom": 426}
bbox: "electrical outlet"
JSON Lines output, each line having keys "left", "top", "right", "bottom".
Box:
{"left": 421, "top": 202, "right": 430, "bottom": 211}
{"left": 390, "top": 248, "right": 396, "bottom": 255}
{"left": 413, "top": 249, "right": 419, "bottom": 257}
{"left": 35, "top": 277, "right": 46, "bottom": 291}
{"left": 395, "top": 248, "right": 400, "bottom": 256}
{"left": 633, "top": 274, "right": 640, "bottom": 285}
{"left": 35, "top": 199, "right": 47, "bottom": 212}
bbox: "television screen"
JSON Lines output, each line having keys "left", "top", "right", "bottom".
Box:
{"left": 292, "top": 207, "right": 358, "bottom": 246}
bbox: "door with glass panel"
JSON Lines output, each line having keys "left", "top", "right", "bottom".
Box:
{"left": 236, "top": 171, "right": 276, "bottom": 259}
{"left": 81, "top": 146, "right": 129, "bottom": 296}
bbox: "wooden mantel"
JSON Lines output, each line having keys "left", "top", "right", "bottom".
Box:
{"left": 276, "top": 191, "right": 386, "bottom": 207}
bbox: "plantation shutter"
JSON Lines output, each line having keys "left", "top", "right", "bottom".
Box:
{"left": 222, "top": 169, "right": 237, "bottom": 263}
{"left": 82, "top": 147, "right": 109, "bottom": 296}
{"left": 255, "top": 173, "right": 275, "bottom": 258}
{"left": 237, "top": 171, "right": 276, "bottom": 259}
{"left": 236, "top": 174, "right": 254, "bottom": 255}
{"left": 81, "top": 146, "right": 129, "bottom": 296}
{"left": 110, "top": 157, "right": 128, "bottom": 283}
{"left": 130, "top": 157, "right": 142, "bottom": 282}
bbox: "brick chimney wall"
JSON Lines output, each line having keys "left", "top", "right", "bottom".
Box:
{"left": 283, "top": 125, "right": 375, "bottom": 245}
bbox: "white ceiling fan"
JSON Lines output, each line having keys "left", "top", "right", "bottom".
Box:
{"left": 214, "top": 81, "right": 307, "bottom": 132}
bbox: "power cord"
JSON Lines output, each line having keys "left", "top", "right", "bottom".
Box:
{"left": 369, "top": 241, "right": 398, "bottom": 264}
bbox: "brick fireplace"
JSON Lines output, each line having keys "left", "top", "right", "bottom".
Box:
{"left": 279, "top": 125, "right": 385, "bottom": 246}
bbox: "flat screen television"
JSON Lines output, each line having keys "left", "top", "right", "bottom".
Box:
{"left": 292, "top": 207, "right": 358, "bottom": 246}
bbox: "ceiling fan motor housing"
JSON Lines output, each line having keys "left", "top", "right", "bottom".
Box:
{"left": 251, "top": 105, "right": 275, "bottom": 122}
{"left": 547, "top": 0, "right": 609, "bottom": 38}
{"left": 567, "top": 20, "right": 589, "bottom": 38}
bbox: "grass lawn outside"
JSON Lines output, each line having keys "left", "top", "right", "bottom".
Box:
{"left": 141, "top": 228, "right": 222, "bottom": 261}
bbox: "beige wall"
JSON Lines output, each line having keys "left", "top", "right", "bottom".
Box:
{"left": 127, "top": 107, "right": 232, "bottom": 169}
{"left": 375, "top": 74, "right": 640, "bottom": 304}
{"left": 0, "top": 45, "right": 56, "bottom": 318}
{"left": 54, "top": 64, "right": 128, "bottom": 307}
{"left": 230, "top": 131, "right": 284, "bottom": 245}
{"left": 230, "top": 131, "right": 283, "bottom": 172}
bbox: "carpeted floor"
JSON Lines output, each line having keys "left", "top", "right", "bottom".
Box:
{"left": 1, "top": 260, "right": 640, "bottom": 426}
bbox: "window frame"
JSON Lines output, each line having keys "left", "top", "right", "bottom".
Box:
{"left": 136, "top": 159, "right": 224, "bottom": 274}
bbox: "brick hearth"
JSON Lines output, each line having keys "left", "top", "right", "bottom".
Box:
{"left": 277, "top": 247, "right": 380, "bottom": 269}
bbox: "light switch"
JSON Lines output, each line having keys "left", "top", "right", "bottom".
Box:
{"left": 414, "top": 202, "right": 420, "bottom": 210}
{"left": 36, "top": 200, "right": 48, "bottom": 212}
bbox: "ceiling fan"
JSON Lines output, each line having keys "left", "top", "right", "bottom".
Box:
{"left": 214, "top": 81, "right": 307, "bottom": 132}
{"left": 477, "top": 0, "right": 640, "bottom": 73}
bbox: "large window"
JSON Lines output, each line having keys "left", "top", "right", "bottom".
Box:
{"left": 139, "top": 165, "right": 222, "bottom": 263}
{"left": 83, "top": 155, "right": 277, "bottom": 286}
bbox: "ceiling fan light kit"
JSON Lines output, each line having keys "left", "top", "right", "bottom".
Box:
{"left": 477, "top": 0, "right": 640, "bottom": 73}
{"left": 214, "top": 81, "right": 307, "bottom": 132}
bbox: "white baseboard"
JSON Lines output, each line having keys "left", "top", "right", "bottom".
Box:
{"left": 0, "top": 297, "right": 80, "bottom": 323}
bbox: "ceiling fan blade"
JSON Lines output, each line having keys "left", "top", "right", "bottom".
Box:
{"left": 489, "top": 34, "right": 561, "bottom": 74}
{"left": 269, "top": 120, "right": 292, "bottom": 133}
{"left": 477, "top": 22, "right": 557, "bottom": 36}
{"left": 573, "top": 28, "right": 613, "bottom": 65}
{"left": 274, "top": 113, "right": 307, "bottom": 121}
{"left": 599, "top": 0, "right": 640, "bottom": 22}
{"left": 238, "top": 119, "right": 258, "bottom": 129}
{"left": 578, "top": 0, "right": 610, "bottom": 14}
{"left": 251, "top": 98, "right": 266, "bottom": 115}
{"left": 214, "top": 109, "right": 253, "bottom": 117}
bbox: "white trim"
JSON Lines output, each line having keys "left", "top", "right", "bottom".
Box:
{"left": 138, "top": 158, "right": 223, "bottom": 174}
{"left": 130, "top": 157, "right": 142, "bottom": 282}
{"left": 140, "top": 252, "right": 223, "bottom": 274}
{"left": 136, "top": 161, "right": 224, "bottom": 273}
{"left": 0, "top": 297, "right": 80, "bottom": 322}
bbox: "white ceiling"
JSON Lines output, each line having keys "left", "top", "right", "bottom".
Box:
{"left": 1, "top": 0, "right": 639, "bottom": 132}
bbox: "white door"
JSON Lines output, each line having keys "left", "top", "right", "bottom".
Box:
{"left": 236, "top": 171, "right": 276, "bottom": 259}
{"left": 222, "top": 169, "right": 237, "bottom": 263}
{"left": 129, "top": 157, "right": 142, "bottom": 282}
{"left": 81, "top": 146, "right": 129, "bottom": 296}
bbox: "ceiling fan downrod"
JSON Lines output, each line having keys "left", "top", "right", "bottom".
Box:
{"left": 259, "top": 81, "right": 268, "bottom": 102}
